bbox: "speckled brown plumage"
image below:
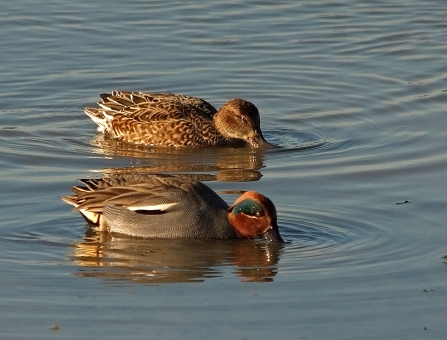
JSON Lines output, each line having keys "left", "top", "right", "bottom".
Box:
{"left": 84, "top": 91, "right": 271, "bottom": 148}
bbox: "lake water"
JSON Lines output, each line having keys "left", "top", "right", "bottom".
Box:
{"left": 1, "top": 0, "right": 447, "bottom": 339}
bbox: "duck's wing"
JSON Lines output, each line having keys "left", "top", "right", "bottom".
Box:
{"left": 63, "top": 174, "right": 192, "bottom": 211}
{"left": 62, "top": 175, "right": 193, "bottom": 226}
{"left": 75, "top": 184, "right": 181, "bottom": 214}
{"left": 96, "top": 91, "right": 217, "bottom": 122}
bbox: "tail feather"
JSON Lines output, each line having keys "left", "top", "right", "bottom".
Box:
{"left": 84, "top": 107, "right": 109, "bottom": 133}
{"left": 61, "top": 194, "right": 104, "bottom": 227}
{"left": 100, "top": 93, "right": 111, "bottom": 101}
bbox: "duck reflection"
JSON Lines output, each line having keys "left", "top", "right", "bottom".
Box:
{"left": 71, "top": 230, "right": 283, "bottom": 283}
{"left": 89, "top": 134, "right": 268, "bottom": 182}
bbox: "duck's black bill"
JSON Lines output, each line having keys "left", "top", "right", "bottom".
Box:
{"left": 248, "top": 133, "right": 276, "bottom": 149}
{"left": 263, "top": 225, "right": 285, "bottom": 243}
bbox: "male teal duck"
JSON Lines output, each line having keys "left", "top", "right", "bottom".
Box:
{"left": 84, "top": 91, "right": 271, "bottom": 148}
{"left": 62, "top": 174, "right": 284, "bottom": 242}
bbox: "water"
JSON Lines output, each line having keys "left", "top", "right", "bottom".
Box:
{"left": 1, "top": 0, "right": 447, "bottom": 339}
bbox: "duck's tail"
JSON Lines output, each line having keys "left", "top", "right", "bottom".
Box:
{"left": 84, "top": 107, "right": 113, "bottom": 133}
{"left": 85, "top": 91, "right": 133, "bottom": 133}
{"left": 61, "top": 183, "right": 106, "bottom": 228}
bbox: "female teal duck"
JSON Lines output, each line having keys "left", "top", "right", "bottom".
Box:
{"left": 62, "top": 174, "right": 283, "bottom": 242}
{"left": 84, "top": 91, "right": 271, "bottom": 148}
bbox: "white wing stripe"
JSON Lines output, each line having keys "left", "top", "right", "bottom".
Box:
{"left": 127, "top": 202, "right": 178, "bottom": 211}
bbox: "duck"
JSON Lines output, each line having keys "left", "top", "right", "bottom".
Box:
{"left": 84, "top": 91, "right": 271, "bottom": 148}
{"left": 62, "top": 174, "right": 284, "bottom": 242}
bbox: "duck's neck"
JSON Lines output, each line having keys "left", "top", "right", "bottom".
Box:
{"left": 213, "top": 111, "right": 225, "bottom": 134}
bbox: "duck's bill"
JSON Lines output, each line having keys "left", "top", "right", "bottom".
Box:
{"left": 263, "top": 226, "right": 285, "bottom": 243}
{"left": 247, "top": 133, "right": 275, "bottom": 149}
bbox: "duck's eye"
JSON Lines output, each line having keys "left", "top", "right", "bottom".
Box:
{"left": 250, "top": 210, "right": 263, "bottom": 217}
{"left": 233, "top": 200, "right": 264, "bottom": 217}
{"left": 241, "top": 116, "right": 247, "bottom": 123}
{"left": 244, "top": 207, "right": 264, "bottom": 217}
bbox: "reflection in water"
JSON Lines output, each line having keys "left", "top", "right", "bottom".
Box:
{"left": 71, "top": 230, "right": 283, "bottom": 283}
{"left": 93, "top": 166, "right": 263, "bottom": 183}
{"left": 89, "top": 135, "right": 268, "bottom": 182}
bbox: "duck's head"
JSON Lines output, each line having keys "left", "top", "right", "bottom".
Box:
{"left": 228, "top": 191, "right": 284, "bottom": 243}
{"left": 214, "top": 98, "right": 273, "bottom": 148}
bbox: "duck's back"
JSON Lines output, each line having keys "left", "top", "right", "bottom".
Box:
{"left": 106, "top": 91, "right": 217, "bottom": 115}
